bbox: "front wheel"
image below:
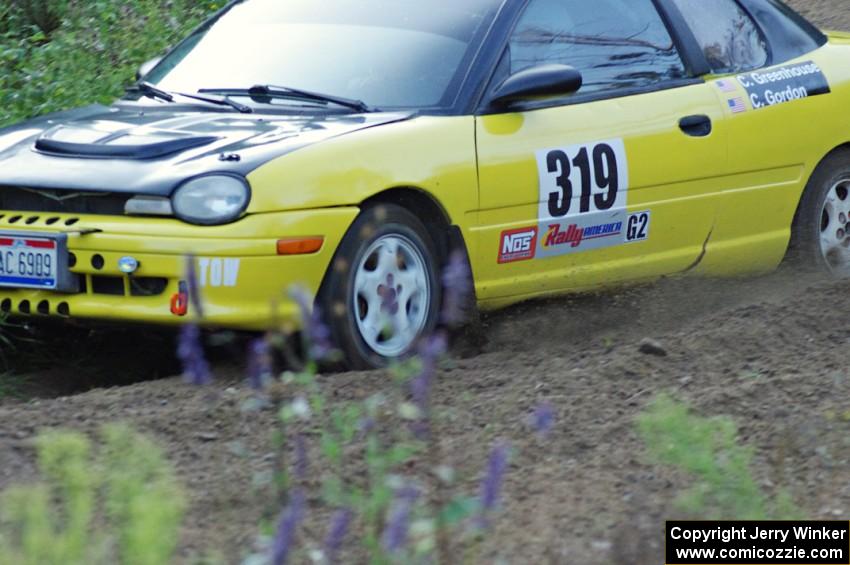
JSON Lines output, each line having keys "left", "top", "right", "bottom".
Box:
{"left": 790, "top": 150, "right": 850, "bottom": 275}
{"left": 319, "top": 204, "right": 442, "bottom": 369}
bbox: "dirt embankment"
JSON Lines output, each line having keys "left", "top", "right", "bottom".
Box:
{"left": 789, "top": 0, "right": 850, "bottom": 31}
{"left": 2, "top": 271, "right": 850, "bottom": 563}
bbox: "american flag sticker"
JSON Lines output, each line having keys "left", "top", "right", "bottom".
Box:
{"left": 727, "top": 97, "right": 747, "bottom": 114}
{"left": 716, "top": 79, "right": 737, "bottom": 93}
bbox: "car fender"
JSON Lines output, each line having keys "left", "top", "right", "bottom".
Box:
{"left": 246, "top": 115, "right": 479, "bottom": 238}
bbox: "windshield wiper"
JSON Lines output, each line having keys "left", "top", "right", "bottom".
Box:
{"left": 126, "top": 81, "right": 174, "bottom": 103}
{"left": 199, "top": 84, "right": 375, "bottom": 113}
{"left": 174, "top": 91, "right": 253, "bottom": 113}
{"left": 126, "top": 82, "right": 252, "bottom": 113}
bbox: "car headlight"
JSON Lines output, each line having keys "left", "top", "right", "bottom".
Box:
{"left": 171, "top": 174, "right": 250, "bottom": 225}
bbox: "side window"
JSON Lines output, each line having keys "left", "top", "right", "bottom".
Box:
{"left": 737, "top": 0, "right": 825, "bottom": 65}
{"left": 670, "top": 0, "right": 768, "bottom": 73}
{"left": 507, "top": 0, "right": 687, "bottom": 96}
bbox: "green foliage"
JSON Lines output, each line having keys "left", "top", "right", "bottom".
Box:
{"left": 0, "top": 424, "right": 186, "bottom": 565}
{"left": 638, "top": 394, "right": 800, "bottom": 520}
{"left": 15, "top": 0, "right": 68, "bottom": 37}
{"left": 0, "top": 371, "right": 28, "bottom": 399}
{"left": 101, "top": 425, "right": 186, "bottom": 565}
{"left": 243, "top": 353, "right": 495, "bottom": 564}
{"left": 0, "top": 0, "right": 223, "bottom": 127}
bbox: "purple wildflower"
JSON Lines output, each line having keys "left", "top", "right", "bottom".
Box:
{"left": 382, "top": 486, "right": 419, "bottom": 553}
{"left": 271, "top": 490, "right": 306, "bottom": 565}
{"left": 293, "top": 433, "right": 308, "bottom": 482}
{"left": 323, "top": 508, "right": 353, "bottom": 564}
{"left": 246, "top": 337, "right": 272, "bottom": 391}
{"left": 529, "top": 402, "right": 555, "bottom": 439}
{"left": 185, "top": 255, "right": 204, "bottom": 318}
{"left": 177, "top": 323, "right": 212, "bottom": 385}
{"left": 409, "top": 332, "right": 447, "bottom": 440}
{"left": 441, "top": 250, "right": 473, "bottom": 327}
{"left": 477, "top": 443, "right": 510, "bottom": 529}
{"left": 290, "top": 287, "right": 334, "bottom": 361}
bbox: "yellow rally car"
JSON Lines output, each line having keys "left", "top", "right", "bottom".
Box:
{"left": 0, "top": 0, "right": 848, "bottom": 368}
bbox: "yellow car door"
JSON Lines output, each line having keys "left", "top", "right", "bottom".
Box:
{"left": 472, "top": 0, "right": 727, "bottom": 305}
{"left": 667, "top": 0, "right": 845, "bottom": 275}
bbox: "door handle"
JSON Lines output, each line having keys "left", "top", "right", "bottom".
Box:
{"left": 679, "top": 114, "right": 712, "bottom": 137}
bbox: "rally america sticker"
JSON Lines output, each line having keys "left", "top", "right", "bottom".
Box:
{"left": 537, "top": 210, "right": 651, "bottom": 258}
{"left": 736, "top": 60, "right": 830, "bottom": 111}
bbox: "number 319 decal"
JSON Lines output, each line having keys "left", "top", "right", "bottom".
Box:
{"left": 536, "top": 139, "right": 629, "bottom": 222}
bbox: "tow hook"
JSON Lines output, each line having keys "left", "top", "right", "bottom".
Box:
{"left": 170, "top": 281, "right": 189, "bottom": 316}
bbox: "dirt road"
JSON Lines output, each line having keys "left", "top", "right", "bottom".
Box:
{"left": 0, "top": 2, "right": 849, "bottom": 563}
{"left": 2, "top": 270, "right": 849, "bottom": 563}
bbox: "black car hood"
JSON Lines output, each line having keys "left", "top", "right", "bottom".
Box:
{"left": 0, "top": 104, "right": 413, "bottom": 196}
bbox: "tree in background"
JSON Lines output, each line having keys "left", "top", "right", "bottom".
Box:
{"left": 0, "top": 0, "right": 222, "bottom": 126}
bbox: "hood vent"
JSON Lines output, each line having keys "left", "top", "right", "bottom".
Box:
{"left": 35, "top": 134, "right": 219, "bottom": 160}
{"left": 33, "top": 125, "right": 219, "bottom": 160}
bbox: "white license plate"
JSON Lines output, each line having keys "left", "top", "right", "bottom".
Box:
{"left": 0, "top": 235, "right": 59, "bottom": 289}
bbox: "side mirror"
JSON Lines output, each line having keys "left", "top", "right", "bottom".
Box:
{"left": 136, "top": 57, "right": 163, "bottom": 81}
{"left": 489, "top": 64, "right": 583, "bottom": 109}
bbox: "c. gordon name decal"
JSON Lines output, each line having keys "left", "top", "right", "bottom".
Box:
{"left": 736, "top": 61, "right": 830, "bottom": 111}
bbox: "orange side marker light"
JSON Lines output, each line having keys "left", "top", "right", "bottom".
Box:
{"left": 277, "top": 237, "right": 324, "bottom": 255}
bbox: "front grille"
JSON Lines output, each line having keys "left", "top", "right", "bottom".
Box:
{"left": 0, "top": 297, "right": 71, "bottom": 317}
{"left": 0, "top": 186, "right": 130, "bottom": 215}
{"left": 91, "top": 275, "right": 125, "bottom": 296}
{"left": 78, "top": 274, "right": 169, "bottom": 298}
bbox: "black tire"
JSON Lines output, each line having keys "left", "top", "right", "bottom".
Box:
{"left": 318, "top": 204, "right": 442, "bottom": 370}
{"left": 789, "top": 149, "right": 850, "bottom": 275}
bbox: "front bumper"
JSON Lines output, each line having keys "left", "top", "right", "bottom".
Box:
{"left": 0, "top": 207, "right": 359, "bottom": 330}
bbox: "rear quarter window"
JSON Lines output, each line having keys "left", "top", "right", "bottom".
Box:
{"left": 737, "top": 0, "right": 827, "bottom": 64}
{"left": 670, "top": 0, "right": 768, "bottom": 73}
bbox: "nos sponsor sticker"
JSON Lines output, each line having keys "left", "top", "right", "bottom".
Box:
{"left": 498, "top": 227, "right": 538, "bottom": 264}
{"left": 736, "top": 60, "right": 830, "bottom": 111}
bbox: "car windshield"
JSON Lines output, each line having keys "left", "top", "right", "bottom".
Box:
{"left": 142, "top": 0, "right": 502, "bottom": 111}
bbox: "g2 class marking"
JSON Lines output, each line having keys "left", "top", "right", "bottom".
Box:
{"left": 198, "top": 257, "right": 241, "bottom": 288}
{"left": 626, "top": 211, "right": 651, "bottom": 242}
{"left": 736, "top": 61, "right": 830, "bottom": 111}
